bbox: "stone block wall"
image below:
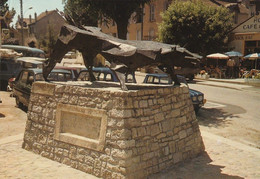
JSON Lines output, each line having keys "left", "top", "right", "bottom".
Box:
{"left": 23, "top": 82, "right": 204, "bottom": 178}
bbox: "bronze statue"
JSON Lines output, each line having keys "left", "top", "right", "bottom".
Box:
{"left": 43, "top": 22, "right": 201, "bottom": 90}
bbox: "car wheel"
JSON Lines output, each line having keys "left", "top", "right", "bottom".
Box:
{"left": 15, "top": 97, "right": 23, "bottom": 108}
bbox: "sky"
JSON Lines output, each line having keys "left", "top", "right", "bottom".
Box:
{"left": 7, "top": 0, "right": 64, "bottom": 26}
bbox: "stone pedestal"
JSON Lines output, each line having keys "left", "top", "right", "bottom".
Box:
{"left": 23, "top": 81, "right": 204, "bottom": 179}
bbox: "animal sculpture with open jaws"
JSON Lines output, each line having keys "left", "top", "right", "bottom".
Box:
{"left": 43, "top": 23, "right": 201, "bottom": 91}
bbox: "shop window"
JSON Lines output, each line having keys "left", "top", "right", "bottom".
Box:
{"left": 149, "top": 4, "right": 155, "bottom": 22}
{"left": 244, "top": 40, "right": 260, "bottom": 54}
{"left": 164, "top": 1, "right": 170, "bottom": 11}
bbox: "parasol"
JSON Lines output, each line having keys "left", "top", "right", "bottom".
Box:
{"left": 225, "top": 51, "right": 243, "bottom": 57}
{"left": 206, "top": 53, "right": 229, "bottom": 59}
{"left": 244, "top": 53, "right": 260, "bottom": 69}
{"left": 206, "top": 53, "right": 229, "bottom": 67}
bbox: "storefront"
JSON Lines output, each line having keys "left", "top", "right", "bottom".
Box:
{"left": 229, "top": 14, "right": 260, "bottom": 55}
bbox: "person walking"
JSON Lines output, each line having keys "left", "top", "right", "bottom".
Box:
{"left": 227, "top": 58, "right": 235, "bottom": 78}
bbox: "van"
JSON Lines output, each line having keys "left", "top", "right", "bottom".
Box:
{"left": 0, "top": 56, "right": 22, "bottom": 90}
{"left": 0, "top": 46, "right": 45, "bottom": 91}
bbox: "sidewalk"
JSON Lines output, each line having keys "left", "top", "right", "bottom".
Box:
{"left": 195, "top": 76, "right": 260, "bottom": 88}
{"left": 0, "top": 129, "right": 259, "bottom": 178}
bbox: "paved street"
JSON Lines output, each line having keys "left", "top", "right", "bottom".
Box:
{"left": 0, "top": 78, "right": 260, "bottom": 178}
{"left": 190, "top": 80, "right": 260, "bottom": 148}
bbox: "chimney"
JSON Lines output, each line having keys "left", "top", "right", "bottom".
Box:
{"left": 29, "top": 15, "right": 32, "bottom": 24}
{"left": 34, "top": 13, "right": 37, "bottom": 22}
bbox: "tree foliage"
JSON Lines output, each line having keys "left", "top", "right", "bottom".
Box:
{"left": 38, "top": 25, "right": 58, "bottom": 56}
{"left": 0, "top": 0, "right": 16, "bottom": 28}
{"left": 64, "top": 0, "right": 151, "bottom": 39}
{"left": 158, "top": 0, "right": 234, "bottom": 56}
{"left": 64, "top": 0, "right": 98, "bottom": 27}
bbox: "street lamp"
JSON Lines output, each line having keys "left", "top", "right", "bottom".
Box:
{"left": 20, "top": 0, "right": 33, "bottom": 46}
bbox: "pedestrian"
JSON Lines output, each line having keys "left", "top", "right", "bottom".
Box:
{"left": 227, "top": 58, "right": 235, "bottom": 78}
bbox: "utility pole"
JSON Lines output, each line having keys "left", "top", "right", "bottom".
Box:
{"left": 0, "top": 17, "right": 2, "bottom": 48}
{"left": 141, "top": 3, "right": 144, "bottom": 41}
{"left": 20, "top": 0, "right": 24, "bottom": 46}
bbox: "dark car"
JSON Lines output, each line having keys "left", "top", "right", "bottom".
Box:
{"left": 0, "top": 56, "right": 22, "bottom": 91}
{"left": 1, "top": 46, "right": 45, "bottom": 91}
{"left": 13, "top": 68, "right": 72, "bottom": 108}
{"left": 77, "top": 67, "right": 136, "bottom": 83}
{"left": 6, "top": 57, "right": 45, "bottom": 93}
{"left": 143, "top": 73, "right": 206, "bottom": 113}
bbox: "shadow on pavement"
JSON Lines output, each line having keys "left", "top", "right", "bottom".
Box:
{"left": 0, "top": 113, "right": 5, "bottom": 118}
{"left": 148, "top": 152, "right": 244, "bottom": 179}
{"left": 196, "top": 102, "right": 246, "bottom": 127}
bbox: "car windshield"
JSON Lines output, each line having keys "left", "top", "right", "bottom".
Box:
{"left": 160, "top": 77, "right": 170, "bottom": 84}
{"left": 77, "top": 71, "right": 113, "bottom": 81}
{"left": 35, "top": 72, "right": 71, "bottom": 81}
{"left": 77, "top": 71, "right": 91, "bottom": 81}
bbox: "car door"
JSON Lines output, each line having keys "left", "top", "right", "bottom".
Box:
{"left": 14, "top": 70, "right": 34, "bottom": 106}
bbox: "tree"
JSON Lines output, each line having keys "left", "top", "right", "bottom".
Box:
{"left": 0, "top": 0, "right": 16, "bottom": 28}
{"left": 64, "top": 0, "right": 151, "bottom": 39}
{"left": 64, "top": 0, "right": 98, "bottom": 27}
{"left": 158, "top": 0, "right": 234, "bottom": 56}
{"left": 38, "top": 25, "right": 58, "bottom": 56}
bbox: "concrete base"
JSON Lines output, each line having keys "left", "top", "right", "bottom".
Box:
{"left": 23, "top": 81, "right": 204, "bottom": 178}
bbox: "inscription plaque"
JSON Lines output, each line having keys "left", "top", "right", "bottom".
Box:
{"left": 54, "top": 103, "right": 107, "bottom": 151}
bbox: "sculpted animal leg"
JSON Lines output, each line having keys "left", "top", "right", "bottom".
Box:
{"left": 43, "top": 59, "right": 56, "bottom": 81}
{"left": 114, "top": 71, "right": 128, "bottom": 91}
{"left": 168, "top": 66, "right": 181, "bottom": 86}
{"left": 43, "top": 40, "right": 70, "bottom": 81}
{"left": 125, "top": 68, "right": 137, "bottom": 83}
{"left": 110, "top": 63, "right": 128, "bottom": 91}
{"left": 81, "top": 51, "right": 97, "bottom": 82}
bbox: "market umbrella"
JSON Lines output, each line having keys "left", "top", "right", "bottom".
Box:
{"left": 244, "top": 53, "right": 260, "bottom": 69}
{"left": 225, "top": 51, "right": 243, "bottom": 57}
{"left": 206, "top": 53, "right": 229, "bottom": 59}
{"left": 206, "top": 53, "right": 229, "bottom": 67}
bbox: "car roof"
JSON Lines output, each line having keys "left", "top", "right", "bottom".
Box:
{"left": 16, "top": 57, "right": 46, "bottom": 64}
{"left": 145, "top": 73, "right": 187, "bottom": 84}
{"left": 146, "top": 73, "right": 168, "bottom": 78}
{"left": 1, "top": 45, "right": 45, "bottom": 54}
{"left": 80, "top": 67, "right": 113, "bottom": 73}
{"left": 22, "top": 68, "right": 71, "bottom": 74}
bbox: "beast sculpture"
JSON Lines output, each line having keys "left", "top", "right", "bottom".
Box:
{"left": 43, "top": 23, "right": 201, "bottom": 90}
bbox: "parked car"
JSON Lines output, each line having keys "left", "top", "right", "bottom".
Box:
{"left": 0, "top": 56, "right": 22, "bottom": 91}
{"left": 77, "top": 67, "right": 136, "bottom": 83}
{"left": 13, "top": 68, "right": 72, "bottom": 108}
{"left": 1, "top": 47, "right": 45, "bottom": 91}
{"left": 1, "top": 45, "right": 45, "bottom": 58}
{"left": 55, "top": 64, "right": 85, "bottom": 81}
{"left": 6, "top": 57, "right": 45, "bottom": 93}
{"left": 143, "top": 73, "right": 206, "bottom": 113}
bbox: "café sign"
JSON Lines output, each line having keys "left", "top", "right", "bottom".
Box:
{"left": 233, "top": 14, "right": 260, "bottom": 33}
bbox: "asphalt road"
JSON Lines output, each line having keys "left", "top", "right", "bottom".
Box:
{"left": 189, "top": 82, "right": 260, "bottom": 149}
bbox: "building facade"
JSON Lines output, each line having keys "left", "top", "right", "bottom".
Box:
{"left": 100, "top": 0, "right": 170, "bottom": 40}
{"left": 229, "top": 14, "right": 260, "bottom": 55}
{"left": 13, "top": 10, "right": 65, "bottom": 48}
{"left": 100, "top": 0, "right": 260, "bottom": 55}
{"left": 28, "top": 10, "right": 65, "bottom": 40}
